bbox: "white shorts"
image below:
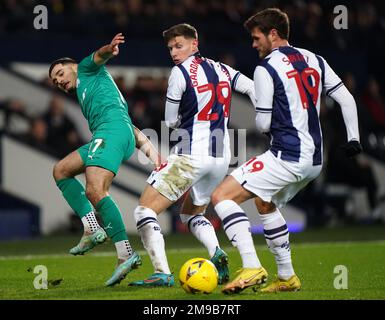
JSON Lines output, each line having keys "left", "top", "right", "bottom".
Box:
{"left": 147, "top": 153, "right": 230, "bottom": 205}
{"left": 231, "top": 150, "right": 322, "bottom": 208}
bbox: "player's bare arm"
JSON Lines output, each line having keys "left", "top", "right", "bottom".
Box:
{"left": 133, "top": 126, "right": 164, "bottom": 167}
{"left": 93, "top": 33, "right": 125, "bottom": 65}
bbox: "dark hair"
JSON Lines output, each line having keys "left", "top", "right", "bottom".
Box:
{"left": 162, "top": 23, "right": 198, "bottom": 43}
{"left": 49, "top": 57, "right": 77, "bottom": 78}
{"left": 244, "top": 8, "right": 290, "bottom": 40}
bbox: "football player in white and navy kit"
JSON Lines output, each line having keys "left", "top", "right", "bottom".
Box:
{"left": 129, "top": 23, "right": 259, "bottom": 287}
{"left": 212, "top": 8, "right": 362, "bottom": 294}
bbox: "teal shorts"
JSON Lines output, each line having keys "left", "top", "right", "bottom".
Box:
{"left": 78, "top": 122, "right": 135, "bottom": 175}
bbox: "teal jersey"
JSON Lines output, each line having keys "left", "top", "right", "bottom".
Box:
{"left": 76, "top": 53, "right": 132, "bottom": 133}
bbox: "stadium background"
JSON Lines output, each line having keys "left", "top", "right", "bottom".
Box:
{"left": 0, "top": 0, "right": 385, "bottom": 301}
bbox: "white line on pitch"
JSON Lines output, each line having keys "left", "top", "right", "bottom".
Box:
{"left": 1, "top": 240, "right": 385, "bottom": 261}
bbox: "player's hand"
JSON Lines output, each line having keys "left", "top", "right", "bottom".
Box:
{"left": 154, "top": 155, "right": 166, "bottom": 169}
{"left": 342, "top": 140, "right": 362, "bottom": 158}
{"left": 110, "top": 33, "right": 125, "bottom": 56}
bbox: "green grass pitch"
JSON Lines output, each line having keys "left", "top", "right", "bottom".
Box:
{"left": 1, "top": 226, "right": 385, "bottom": 300}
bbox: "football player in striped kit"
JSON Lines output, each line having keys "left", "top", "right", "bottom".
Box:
{"left": 129, "top": 23, "right": 259, "bottom": 287}
{"left": 212, "top": 8, "right": 362, "bottom": 294}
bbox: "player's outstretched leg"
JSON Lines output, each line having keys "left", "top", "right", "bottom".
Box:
{"left": 128, "top": 206, "right": 174, "bottom": 287}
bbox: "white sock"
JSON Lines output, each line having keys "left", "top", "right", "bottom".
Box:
{"left": 180, "top": 213, "right": 219, "bottom": 257}
{"left": 259, "top": 209, "right": 294, "bottom": 280}
{"left": 81, "top": 212, "right": 101, "bottom": 233}
{"left": 115, "top": 240, "right": 133, "bottom": 261}
{"left": 214, "top": 200, "right": 261, "bottom": 268}
{"left": 134, "top": 206, "right": 171, "bottom": 274}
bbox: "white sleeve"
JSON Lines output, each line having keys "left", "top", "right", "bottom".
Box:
{"left": 254, "top": 65, "right": 274, "bottom": 113}
{"left": 253, "top": 65, "right": 273, "bottom": 132}
{"left": 329, "top": 85, "right": 360, "bottom": 142}
{"left": 165, "top": 67, "right": 186, "bottom": 128}
{"left": 321, "top": 57, "right": 360, "bottom": 142}
{"left": 255, "top": 113, "right": 272, "bottom": 133}
{"left": 165, "top": 101, "right": 181, "bottom": 128}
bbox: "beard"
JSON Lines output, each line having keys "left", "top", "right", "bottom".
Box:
{"left": 67, "top": 87, "right": 76, "bottom": 94}
{"left": 259, "top": 40, "right": 273, "bottom": 59}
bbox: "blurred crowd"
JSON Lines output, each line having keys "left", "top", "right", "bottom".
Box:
{"left": 2, "top": 0, "right": 384, "bottom": 94}
{"left": 1, "top": 0, "right": 383, "bottom": 44}
{"left": 0, "top": 94, "right": 83, "bottom": 158}
{"left": 1, "top": 1, "right": 384, "bottom": 79}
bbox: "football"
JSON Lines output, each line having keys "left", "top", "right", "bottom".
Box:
{"left": 179, "top": 257, "right": 218, "bottom": 294}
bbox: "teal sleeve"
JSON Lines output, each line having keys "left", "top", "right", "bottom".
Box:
{"left": 78, "top": 52, "right": 102, "bottom": 74}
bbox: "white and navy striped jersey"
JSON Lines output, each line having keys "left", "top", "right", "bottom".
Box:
{"left": 165, "top": 52, "right": 256, "bottom": 158}
{"left": 254, "top": 45, "right": 359, "bottom": 165}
